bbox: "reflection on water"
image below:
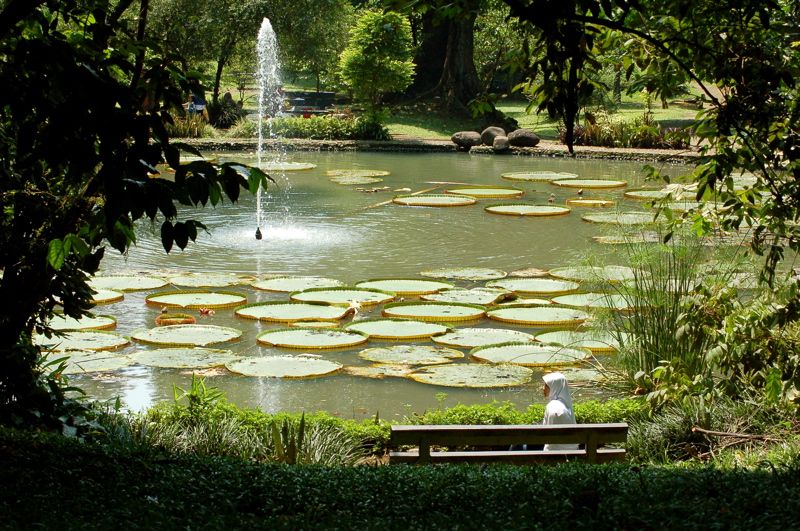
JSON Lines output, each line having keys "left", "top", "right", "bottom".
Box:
{"left": 87, "top": 151, "right": 692, "bottom": 418}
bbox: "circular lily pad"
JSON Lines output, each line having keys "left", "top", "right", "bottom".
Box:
{"left": 592, "top": 233, "right": 661, "bottom": 245}
{"left": 509, "top": 267, "right": 549, "bottom": 278}
{"left": 168, "top": 272, "right": 254, "bottom": 288}
{"left": 471, "top": 342, "right": 591, "bottom": 366}
{"left": 288, "top": 320, "right": 340, "bottom": 329}
{"left": 382, "top": 302, "right": 486, "bottom": 322}
{"left": 131, "top": 324, "right": 242, "bottom": 346}
{"left": 556, "top": 367, "right": 604, "bottom": 383}
{"left": 355, "top": 278, "right": 453, "bottom": 296}
{"left": 548, "top": 265, "right": 637, "bottom": 283}
{"left": 499, "top": 297, "right": 552, "bottom": 306}
{"left": 582, "top": 212, "right": 654, "bottom": 225}
{"left": 551, "top": 292, "right": 632, "bottom": 310}
{"left": 256, "top": 328, "right": 368, "bottom": 349}
{"left": 485, "top": 203, "right": 570, "bottom": 217}
{"left": 487, "top": 305, "right": 590, "bottom": 326}
{"left": 431, "top": 327, "right": 535, "bottom": 348}
{"left": 290, "top": 287, "right": 395, "bottom": 306}
{"left": 235, "top": 302, "right": 349, "bottom": 323}
{"left": 566, "top": 198, "right": 616, "bottom": 207}
{"left": 553, "top": 179, "right": 627, "bottom": 189}
{"left": 90, "top": 275, "right": 167, "bottom": 292}
{"left": 58, "top": 351, "right": 134, "bottom": 374}
{"left": 145, "top": 290, "right": 247, "bottom": 309}
{"left": 129, "top": 348, "right": 239, "bottom": 369}
{"left": 344, "top": 364, "right": 414, "bottom": 379}
{"left": 36, "top": 330, "right": 129, "bottom": 352}
{"left": 535, "top": 330, "right": 623, "bottom": 353}
{"left": 49, "top": 314, "right": 117, "bottom": 331}
{"left": 330, "top": 175, "right": 384, "bottom": 185}
{"left": 358, "top": 345, "right": 463, "bottom": 365}
{"left": 419, "top": 267, "right": 507, "bottom": 281}
{"left": 393, "top": 194, "right": 476, "bottom": 207}
{"left": 486, "top": 278, "right": 579, "bottom": 295}
{"left": 91, "top": 289, "right": 124, "bottom": 305}
{"left": 325, "top": 169, "right": 390, "bottom": 178}
{"left": 258, "top": 161, "right": 317, "bottom": 171}
{"left": 660, "top": 201, "right": 703, "bottom": 212}
{"left": 421, "top": 288, "right": 512, "bottom": 305}
{"left": 408, "top": 363, "right": 533, "bottom": 388}
{"left": 251, "top": 276, "right": 343, "bottom": 292}
{"left": 501, "top": 171, "right": 578, "bottom": 182}
{"left": 446, "top": 186, "right": 524, "bottom": 199}
{"left": 226, "top": 355, "right": 342, "bottom": 378}
{"left": 345, "top": 319, "right": 449, "bottom": 340}
{"left": 624, "top": 189, "right": 669, "bottom": 201}
{"left": 155, "top": 313, "right": 196, "bottom": 326}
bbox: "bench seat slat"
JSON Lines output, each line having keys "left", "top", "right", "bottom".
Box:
{"left": 389, "top": 448, "right": 626, "bottom": 464}
{"left": 390, "top": 423, "right": 628, "bottom": 447}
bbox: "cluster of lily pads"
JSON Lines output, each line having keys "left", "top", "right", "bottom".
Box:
{"left": 37, "top": 265, "right": 639, "bottom": 389}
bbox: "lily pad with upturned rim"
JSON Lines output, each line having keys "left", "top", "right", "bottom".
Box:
{"left": 290, "top": 287, "right": 395, "bottom": 306}
{"left": 167, "top": 272, "right": 255, "bottom": 288}
{"left": 258, "top": 161, "right": 317, "bottom": 171}
{"left": 407, "top": 363, "right": 533, "bottom": 388}
{"left": 499, "top": 297, "right": 552, "bottom": 306}
{"left": 90, "top": 275, "right": 168, "bottom": 292}
{"left": 553, "top": 179, "right": 627, "bottom": 189}
{"left": 382, "top": 301, "right": 486, "bottom": 322}
{"left": 470, "top": 341, "right": 591, "bottom": 366}
{"left": 344, "top": 364, "right": 414, "bottom": 379}
{"left": 509, "top": 267, "right": 549, "bottom": 278}
{"left": 487, "top": 305, "right": 590, "bottom": 327}
{"left": 551, "top": 292, "right": 632, "bottom": 310}
{"left": 431, "top": 327, "right": 535, "bottom": 348}
{"left": 582, "top": 211, "right": 655, "bottom": 225}
{"left": 226, "top": 355, "right": 342, "bottom": 378}
{"left": 535, "top": 330, "right": 623, "bottom": 353}
{"left": 256, "top": 328, "right": 368, "bottom": 349}
{"left": 49, "top": 314, "right": 117, "bottom": 331}
{"left": 325, "top": 169, "right": 390, "bottom": 178}
{"left": 330, "top": 175, "right": 384, "bottom": 185}
{"left": 393, "top": 194, "right": 476, "bottom": 207}
{"left": 624, "top": 189, "right": 669, "bottom": 201}
{"left": 288, "top": 321, "right": 340, "bottom": 329}
{"left": 419, "top": 267, "right": 507, "bottom": 281}
{"left": 486, "top": 278, "right": 579, "bottom": 296}
{"left": 358, "top": 344, "right": 463, "bottom": 365}
{"left": 155, "top": 313, "right": 196, "bottom": 326}
{"left": 145, "top": 290, "right": 247, "bottom": 309}
{"left": 355, "top": 278, "right": 453, "bottom": 296}
{"left": 35, "top": 330, "right": 130, "bottom": 352}
{"left": 129, "top": 348, "right": 240, "bottom": 369}
{"left": 234, "top": 302, "right": 350, "bottom": 323}
{"left": 345, "top": 319, "right": 449, "bottom": 340}
{"left": 566, "top": 198, "right": 616, "bottom": 208}
{"left": 485, "top": 203, "right": 571, "bottom": 217}
{"left": 91, "top": 289, "right": 124, "bottom": 305}
{"left": 421, "top": 288, "right": 512, "bottom": 305}
{"left": 131, "top": 324, "right": 242, "bottom": 347}
{"left": 547, "top": 265, "right": 637, "bottom": 284}
{"left": 501, "top": 171, "right": 578, "bottom": 182}
{"left": 54, "top": 351, "right": 134, "bottom": 374}
{"left": 445, "top": 186, "right": 524, "bottom": 199}
{"left": 251, "top": 276, "right": 344, "bottom": 292}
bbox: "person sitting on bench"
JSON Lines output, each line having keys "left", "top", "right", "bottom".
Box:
{"left": 542, "top": 371, "right": 579, "bottom": 451}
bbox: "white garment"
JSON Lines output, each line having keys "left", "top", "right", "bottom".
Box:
{"left": 542, "top": 372, "right": 578, "bottom": 451}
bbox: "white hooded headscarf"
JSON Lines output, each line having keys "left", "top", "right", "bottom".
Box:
{"left": 543, "top": 371, "right": 573, "bottom": 412}
{"left": 542, "top": 372, "right": 577, "bottom": 450}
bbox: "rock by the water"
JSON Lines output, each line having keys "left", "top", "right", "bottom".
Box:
{"left": 481, "top": 126, "right": 506, "bottom": 146}
{"left": 451, "top": 131, "right": 482, "bottom": 152}
{"left": 492, "top": 136, "right": 510, "bottom": 153}
{"left": 508, "top": 128, "right": 540, "bottom": 147}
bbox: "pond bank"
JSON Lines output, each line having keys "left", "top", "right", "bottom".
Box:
{"left": 185, "top": 137, "right": 699, "bottom": 164}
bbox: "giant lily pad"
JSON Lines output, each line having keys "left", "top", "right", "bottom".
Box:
{"left": 551, "top": 292, "right": 632, "bottom": 310}
{"left": 548, "top": 265, "right": 637, "bottom": 284}
{"left": 49, "top": 314, "right": 117, "bottom": 331}
{"left": 258, "top": 161, "right": 317, "bottom": 171}
{"left": 168, "top": 272, "right": 254, "bottom": 288}
{"left": 288, "top": 321, "right": 339, "bottom": 329}
{"left": 486, "top": 278, "right": 579, "bottom": 295}
{"left": 36, "top": 330, "right": 129, "bottom": 352}
{"left": 446, "top": 186, "right": 524, "bottom": 199}
{"left": 487, "top": 305, "right": 590, "bottom": 326}
{"left": 91, "top": 289, "right": 124, "bottom": 305}
{"left": 355, "top": 278, "right": 453, "bottom": 295}
{"left": 345, "top": 319, "right": 449, "bottom": 340}
{"left": 582, "top": 212, "right": 655, "bottom": 225}
{"left": 470, "top": 342, "right": 591, "bottom": 366}
{"left": 235, "top": 302, "right": 349, "bottom": 323}
{"left": 421, "top": 288, "right": 512, "bottom": 305}
{"left": 256, "top": 328, "right": 368, "bottom": 349}
{"left": 129, "top": 348, "right": 240, "bottom": 369}
{"left": 56, "top": 351, "right": 134, "bottom": 374}
{"left": 419, "top": 267, "right": 507, "bottom": 281}
{"left": 344, "top": 364, "right": 414, "bottom": 379}
{"left": 251, "top": 276, "right": 343, "bottom": 292}
{"left": 535, "top": 330, "right": 624, "bottom": 353}
{"left": 624, "top": 189, "right": 669, "bottom": 201}
{"left": 330, "top": 175, "right": 384, "bottom": 185}
{"left": 145, "top": 290, "right": 247, "bottom": 309}
{"left": 393, "top": 194, "right": 476, "bottom": 207}
{"left": 408, "top": 363, "right": 533, "bottom": 388}
{"left": 131, "top": 324, "right": 242, "bottom": 346}
{"left": 509, "top": 267, "right": 549, "bottom": 278}
{"left": 485, "top": 203, "right": 570, "bottom": 217}
{"left": 566, "top": 198, "right": 616, "bottom": 208}
{"left": 226, "top": 355, "right": 342, "bottom": 378}
{"left": 326, "top": 169, "right": 390, "bottom": 178}
{"left": 358, "top": 345, "right": 463, "bottom": 365}
{"left": 90, "top": 275, "right": 167, "bottom": 291}
{"left": 501, "top": 171, "right": 578, "bottom": 182}
{"left": 553, "top": 179, "right": 627, "bottom": 189}
{"left": 290, "top": 287, "right": 395, "bottom": 306}
{"left": 431, "top": 327, "right": 535, "bottom": 348}
{"left": 382, "top": 302, "right": 486, "bottom": 322}
{"left": 499, "top": 297, "right": 552, "bottom": 306}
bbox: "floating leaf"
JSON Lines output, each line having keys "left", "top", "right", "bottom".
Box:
{"left": 431, "top": 327, "right": 535, "bottom": 348}
{"left": 501, "top": 171, "right": 578, "bottom": 182}
{"left": 582, "top": 212, "right": 655, "bottom": 225}
{"left": 290, "top": 287, "right": 395, "bottom": 306}
{"left": 91, "top": 289, "right": 124, "bottom": 305}
{"left": 499, "top": 297, "right": 552, "bottom": 306}
{"left": 548, "top": 265, "right": 637, "bottom": 283}
{"left": 226, "top": 355, "right": 342, "bottom": 378}
{"left": 509, "top": 267, "right": 549, "bottom": 278}
{"left": 624, "top": 189, "right": 668, "bottom": 201}
{"left": 382, "top": 302, "right": 486, "bottom": 322}
{"left": 359, "top": 345, "right": 463, "bottom": 365}
{"left": 393, "top": 194, "right": 476, "bottom": 207}
{"left": 235, "top": 302, "right": 349, "bottom": 322}
{"left": 258, "top": 161, "right": 317, "bottom": 171}
{"left": 145, "top": 290, "right": 247, "bottom": 309}
{"left": 131, "top": 324, "right": 242, "bottom": 346}
{"left": 55, "top": 351, "right": 134, "bottom": 374}
{"left": 345, "top": 319, "right": 449, "bottom": 340}
{"left": 487, "top": 305, "right": 590, "bottom": 326}
{"left": 419, "top": 267, "right": 507, "bottom": 281}
{"left": 486, "top": 278, "right": 579, "bottom": 295}
{"left": 556, "top": 367, "right": 604, "bottom": 383}
{"left": 168, "top": 272, "right": 255, "bottom": 288}
{"left": 325, "top": 169, "right": 390, "bottom": 178}
{"left": 35, "top": 330, "right": 129, "bottom": 352}
{"left": 446, "top": 186, "right": 524, "bottom": 199}
{"left": 551, "top": 292, "right": 632, "bottom": 310}
{"left": 408, "top": 363, "right": 533, "bottom": 388}
{"left": 256, "top": 328, "right": 368, "bottom": 349}
{"left": 470, "top": 342, "right": 591, "bottom": 366}
{"left": 288, "top": 321, "right": 339, "bottom": 329}
{"left": 90, "top": 275, "right": 167, "bottom": 291}
{"left": 251, "top": 276, "right": 343, "bottom": 292}
{"left": 355, "top": 278, "right": 453, "bottom": 295}
{"left": 155, "top": 313, "right": 196, "bottom": 326}
{"left": 566, "top": 198, "right": 615, "bottom": 207}
{"left": 421, "top": 288, "right": 512, "bottom": 305}
{"left": 344, "top": 364, "right": 414, "bottom": 379}
{"left": 592, "top": 233, "right": 661, "bottom": 245}
{"left": 129, "top": 348, "right": 240, "bottom": 368}
{"left": 485, "top": 203, "right": 570, "bottom": 217}
{"left": 553, "top": 179, "right": 627, "bottom": 189}
{"left": 49, "top": 314, "right": 117, "bottom": 331}
{"left": 330, "top": 175, "right": 384, "bottom": 185}
{"left": 535, "top": 330, "right": 624, "bottom": 353}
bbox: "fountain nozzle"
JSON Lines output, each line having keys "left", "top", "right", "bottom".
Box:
{"left": 255, "top": 227, "right": 263, "bottom": 240}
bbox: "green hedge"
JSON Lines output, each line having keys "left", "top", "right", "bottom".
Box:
{"left": 228, "top": 114, "right": 390, "bottom": 140}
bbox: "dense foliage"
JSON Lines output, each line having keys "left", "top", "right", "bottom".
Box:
{"left": 229, "top": 114, "right": 390, "bottom": 140}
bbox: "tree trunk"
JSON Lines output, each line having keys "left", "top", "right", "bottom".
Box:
{"left": 438, "top": 12, "right": 480, "bottom": 111}
{"left": 212, "top": 56, "right": 227, "bottom": 106}
{"left": 130, "top": 0, "right": 149, "bottom": 90}
{"left": 406, "top": 12, "right": 448, "bottom": 97}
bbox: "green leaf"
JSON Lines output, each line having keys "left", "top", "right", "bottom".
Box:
{"left": 161, "top": 220, "right": 174, "bottom": 253}
{"left": 47, "top": 239, "right": 66, "bottom": 270}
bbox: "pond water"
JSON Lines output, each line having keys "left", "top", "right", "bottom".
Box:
{"left": 79, "top": 150, "right": 691, "bottom": 421}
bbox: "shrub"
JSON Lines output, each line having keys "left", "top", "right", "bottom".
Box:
{"left": 166, "top": 114, "right": 214, "bottom": 138}
{"left": 207, "top": 98, "right": 246, "bottom": 129}
{"left": 227, "top": 114, "right": 390, "bottom": 141}
{"left": 560, "top": 110, "right": 690, "bottom": 149}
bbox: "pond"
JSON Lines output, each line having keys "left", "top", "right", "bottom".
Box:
{"left": 74, "top": 150, "right": 691, "bottom": 421}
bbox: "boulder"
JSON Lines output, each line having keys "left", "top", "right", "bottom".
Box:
{"left": 451, "top": 131, "right": 482, "bottom": 152}
{"left": 492, "top": 135, "right": 510, "bottom": 153}
{"left": 481, "top": 126, "right": 506, "bottom": 146}
{"left": 507, "top": 128, "right": 540, "bottom": 147}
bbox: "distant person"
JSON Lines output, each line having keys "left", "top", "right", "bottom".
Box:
{"left": 541, "top": 371, "right": 579, "bottom": 451}
{"left": 187, "top": 93, "right": 208, "bottom": 120}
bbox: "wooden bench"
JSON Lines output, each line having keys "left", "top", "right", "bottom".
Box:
{"left": 389, "top": 423, "right": 628, "bottom": 465}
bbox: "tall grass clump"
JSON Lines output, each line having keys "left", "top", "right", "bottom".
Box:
{"left": 166, "top": 114, "right": 214, "bottom": 138}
